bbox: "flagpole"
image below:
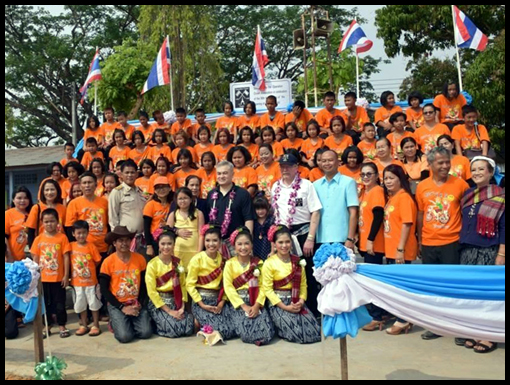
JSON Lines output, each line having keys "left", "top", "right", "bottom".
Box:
{"left": 167, "top": 36, "right": 175, "bottom": 112}
{"left": 356, "top": 51, "right": 360, "bottom": 98}
{"left": 94, "top": 47, "right": 99, "bottom": 115}
{"left": 451, "top": 5, "right": 464, "bottom": 92}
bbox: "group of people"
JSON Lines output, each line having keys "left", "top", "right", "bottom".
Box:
{"left": 5, "top": 85, "right": 504, "bottom": 353}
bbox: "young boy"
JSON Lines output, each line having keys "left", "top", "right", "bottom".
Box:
{"left": 315, "top": 91, "right": 343, "bottom": 138}
{"left": 30, "top": 208, "right": 71, "bottom": 338}
{"left": 150, "top": 110, "right": 171, "bottom": 139}
{"left": 260, "top": 96, "right": 286, "bottom": 140}
{"left": 191, "top": 108, "right": 211, "bottom": 143}
{"left": 100, "top": 107, "right": 121, "bottom": 149}
{"left": 60, "top": 142, "right": 78, "bottom": 167}
{"left": 81, "top": 138, "right": 105, "bottom": 170}
{"left": 387, "top": 112, "right": 414, "bottom": 160}
{"left": 341, "top": 92, "right": 370, "bottom": 136}
{"left": 171, "top": 108, "right": 193, "bottom": 139}
{"left": 70, "top": 220, "right": 103, "bottom": 337}
{"left": 284, "top": 100, "right": 313, "bottom": 136}
{"left": 116, "top": 111, "right": 135, "bottom": 145}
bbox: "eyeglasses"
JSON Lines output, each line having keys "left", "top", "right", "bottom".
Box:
{"left": 423, "top": 111, "right": 435, "bottom": 115}
{"left": 361, "top": 173, "right": 376, "bottom": 178}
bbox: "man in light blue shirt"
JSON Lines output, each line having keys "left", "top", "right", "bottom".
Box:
{"left": 313, "top": 150, "right": 359, "bottom": 249}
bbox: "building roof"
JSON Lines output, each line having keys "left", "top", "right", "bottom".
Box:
{"left": 5, "top": 146, "right": 64, "bottom": 170}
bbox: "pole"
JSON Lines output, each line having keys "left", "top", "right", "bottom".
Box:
{"left": 72, "top": 82, "right": 77, "bottom": 145}
{"left": 34, "top": 280, "right": 45, "bottom": 364}
{"left": 451, "top": 5, "right": 464, "bottom": 91}
{"left": 340, "top": 338, "right": 349, "bottom": 381}
{"left": 302, "top": 14, "right": 309, "bottom": 109}
{"left": 94, "top": 46, "right": 99, "bottom": 115}
{"left": 167, "top": 36, "right": 175, "bottom": 111}
{"left": 326, "top": 36, "right": 334, "bottom": 92}
{"left": 310, "top": 6, "right": 319, "bottom": 107}
{"left": 356, "top": 52, "right": 360, "bottom": 98}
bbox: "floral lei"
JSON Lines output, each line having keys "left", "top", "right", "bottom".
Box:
{"left": 272, "top": 174, "right": 302, "bottom": 228}
{"left": 209, "top": 189, "right": 237, "bottom": 237}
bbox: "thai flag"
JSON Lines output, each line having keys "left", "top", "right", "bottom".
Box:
{"left": 339, "top": 20, "right": 373, "bottom": 54}
{"left": 454, "top": 6, "right": 489, "bottom": 51}
{"left": 142, "top": 37, "right": 171, "bottom": 95}
{"left": 252, "top": 27, "right": 270, "bottom": 91}
{"left": 79, "top": 49, "right": 102, "bottom": 105}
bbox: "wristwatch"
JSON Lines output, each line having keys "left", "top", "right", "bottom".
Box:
{"left": 397, "top": 248, "right": 405, "bottom": 253}
{"left": 346, "top": 238, "right": 355, "bottom": 243}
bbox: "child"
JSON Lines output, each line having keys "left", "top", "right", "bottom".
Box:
{"left": 70, "top": 220, "right": 102, "bottom": 337}
{"left": 172, "top": 131, "right": 198, "bottom": 165}
{"left": 150, "top": 110, "right": 171, "bottom": 138}
{"left": 186, "top": 225, "right": 235, "bottom": 340}
{"left": 309, "top": 148, "right": 328, "bottom": 183}
{"left": 260, "top": 96, "right": 286, "bottom": 139}
{"left": 129, "top": 131, "right": 149, "bottom": 166}
{"left": 227, "top": 146, "right": 258, "bottom": 195}
{"left": 89, "top": 158, "right": 107, "bottom": 197}
{"left": 62, "top": 161, "right": 85, "bottom": 203}
{"left": 237, "top": 127, "right": 259, "bottom": 166}
{"left": 103, "top": 172, "right": 120, "bottom": 199}
{"left": 375, "top": 91, "right": 403, "bottom": 138}
{"left": 136, "top": 159, "right": 156, "bottom": 199}
{"left": 191, "top": 109, "right": 212, "bottom": 143}
{"left": 68, "top": 182, "right": 83, "bottom": 203}
{"left": 171, "top": 107, "right": 193, "bottom": 140}
{"left": 256, "top": 144, "right": 281, "bottom": 199}
{"left": 284, "top": 100, "right": 313, "bottom": 136}
{"left": 174, "top": 149, "right": 198, "bottom": 188}
{"left": 81, "top": 138, "right": 105, "bottom": 170}
{"left": 168, "top": 187, "right": 205, "bottom": 268}
{"left": 214, "top": 101, "right": 239, "bottom": 142}
{"left": 341, "top": 92, "right": 370, "bottom": 135}
{"left": 30, "top": 208, "right": 71, "bottom": 338}
{"left": 281, "top": 123, "right": 304, "bottom": 152}
{"left": 301, "top": 120, "right": 325, "bottom": 168}
{"left": 100, "top": 107, "right": 121, "bottom": 149}
{"left": 213, "top": 128, "right": 234, "bottom": 163}
{"left": 261, "top": 126, "right": 284, "bottom": 161}
{"left": 315, "top": 91, "right": 342, "bottom": 137}
{"left": 196, "top": 152, "right": 217, "bottom": 199}
{"left": 325, "top": 116, "right": 354, "bottom": 161}
{"left": 407, "top": 91, "right": 425, "bottom": 131}
{"left": 138, "top": 111, "right": 154, "bottom": 145}
{"left": 144, "top": 177, "right": 173, "bottom": 259}
{"left": 358, "top": 123, "right": 378, "bottom": 162}
{"left": 339, "top": 146, "right": 364, "bottom": 194}
{"left": 149, "top": 157, "right": 176, "bottom": 195}
{"left": 253, "top": 195, "right": 275, "bottom": 261}
{"left": 387, "top": 112, "right": 414, "bottom": 160}
{"left": 83, "top": 115, "right": 104, "bottom": 149}
{"left": 149, "top": 129, "right": 173, "bottom": 164}
{"left": 60, "top": 142, "right": 78, "bottom": 167}
{"left": 237, "top": 101, "right": 261, "bottom": 134}
{"left": 109, "top": 129, "right": 130, "bottom": 171}
{"left": 116, "top": 111, "right": 135, "bottom": 145}
{"left": 194, "top": 126, "right": 214, "bottom": 166}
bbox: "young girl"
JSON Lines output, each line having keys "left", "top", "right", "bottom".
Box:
{"left": 238, "top": 127, "right": 259, "bottom": 167}
{"left": 261, "top": 225, "right": 321, "bottom": 344}
{"left": 214, "top": 101, "right": 239, "bottom": 142}
{"left": 30, "top": 208, "right": 71, "bottom": 338}
{"left": 309, "top": 148, "right": 328, "bottom": 183}
{"left": 103, "top": 172, "right": 121, "bottom": 199}
{"left": 149, "top": 157, "right": 176, "bottom": 195}
{"left": 253, "top": 195, "right": 275, "bottom": 261}
{"left": 402, "top": 137, "right": 429, "bottom": 192}
{"left": 407, "top": 91, "right": 424, "bottom": 131}
{"left": 109, "top": 129, "right": 130, "bottom": 171}
{"left": 5, "top": 187, "right": 33, "bottom": 261}
{"left": 387, "top": 112, "right": 415, "bottom": 160}
{"left": 149, "top": 129, "right": 173, "bottom": 164}
{"left": 186, "top": 226, "right": 236, "bottom": 340}
{"left": 374, "top": 91, "right": 403, "bottom": 138}
{"left": 144, "top": 177, "right": 173, "bottom": 259}
{"left": 68, "top": 182, "right": 83, "bottom": 203}
{"left": 62, "top": 161, "right": 85, "bottom": 203}
{"left": 129, "top": 131, "right": 149, "bottom": 166}
{"left": 301, "top": 120, "right": 325, "bottom": 168}
{"left": 83, "top": 115, "right": 104, "bottom": 149}
{"left": 228, "top": 146, "right": 258, "bottom": 196}
{"left": 194, "top": 126, "right": 214, "bottom": 166}
{"left": 172, "top": 131, "right": 198, "bottom": 165}
{"left": 145, "top": 230, "right": 194, "bottom": 338}
{"left": 137, "top": 111, "right": 154, "bottom": 145}
{"left": 223, "top": 227, "right": 275, "bottom": 345}
{"left": 358, "top": 123, "right": 378, "bottom": 162}
{"left": 237, "top": 101, "right": 260, "bottom": 134}
{"left": 196, "top": 152, "right": 217, "bottom": 199}
{"left": 168, "top": 187, "right": 205, "bottom": 268}
{"left": 339, "top": 146, "right": 364, "bottom": 193}
{"left": 89, "top": 158, "right": 107, "bottom": 197}
{"left": 375, "top": 138, "right": 404, "bottom": 180}
{"left": 437, "top": 135, "right": 472, "bottom": 182}
{"left": 213, "top": 128, "right": 234, "bottom": 163}
{"left": 261, "top": 126, "right": 284, "bottom": 161}
{"left": 173, "top": 149, "right": 198, "bottom": 189}
{"left": 281, "top": 123, "right": 304, "bottom": 152}
{"left": 136, "top": 159, "right": 156, "bottom": 200}
{"left": 256, "top": 144, "right": 282, "bottom": 199}
{"left": 324, "top": 116, "right": 354, "bottom": 161}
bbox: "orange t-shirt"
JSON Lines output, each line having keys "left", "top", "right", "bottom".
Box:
{"left": 135, "top": 177, "right": 153, "bottom": 200}
{"left": 149, "top": 173, "right": 176, "bottom": 194}
{"left": 191, "top": 123, "right": 212, "bottom": 139}
{"left": 149, "top": 145, "right": 173, "bottom": 164}
{"left": 26, "top": 203, "right": 66, "bottom": 236}
{"left": 83, "top": 128, "right": 105, "bottom": 146}
{"left": 172, "top": 146, "right": 199, "bottom": 165}
{"left": 30, "top": 232, "right": 71, "bottom": 283}
{"left": 315, "top": 108, "right": 342, "bottom": 130}
{"left": 95, "top": 180, "right": 105, "bottom": 198}
{"left": 384, "top": 190, "right": 418, "bottom": 261}
{"left": 387, "top": 131, "right": 415, "bottom": 158}
{"left": 118, "top": 124, "right": 135, "bottom": 141}
{"left": 309, "top": 168, "right": 325, "bottom": 183}
{"left": 216, "top": 116, "right": 239, "bottom": 137}
{"left": 5, "top": 209, "right": 28, "bottom": 261}
{"left": 414, "top": 124, "right": 451, "bottom": 155}
{"left": 60, "top": 158, "right": 79, "bottom": 167}
{"left": 109, "top": 146, "right": 130, "bottom": 168}
{"left": 434, "top": 94, "right": 468, "bottom": 123}
{"left": 416, "top": 176, "right": 469, "bottom": 246}
{"left": 70, "top": 242, "right": 102, "bottom": 287}
{"left": 375, "top": 106, "right": 403, "bottom": 125}
{"left": 171, "top": 119, "right": 193, "bottom": 137}
{"left": 325, "top": 135, "right": 354, "bottom": 159}
{"left": 212, "top": 144, "right": 234, "bottom": 163}
{"left": 359, "top": 186, "right": 386, "bottom": 254}
{"left": 81, "top": 151, "right": 105, "bottom": 171}
{"left": 194, "top": 143, "right": 215, "bottom": 165}
{"left": 269, "top": 141, "right": 285, "bottom": 159}
{"left": 260, "top": 112, "right": 286, "bottom": 132}
{"left": 143, "top": 200, "right": 171, "bottom": 234}
{"left": 298, "top": 166, "right": 310, "bottom": 180}
{"left": 256, "top": 162, "right": 281, "bottom": 199}
{"left": 281, "top": 138, "right": 304, "bottom": 152}
{"left": 301, "top": 138, "right": 325, "bottom": 161}
{"left": 450, "top": 155, "right": 472, "bottom": 181}
{"left": 128, "top": 147, "right": 150, "bottom": 166}
{"left": 375, "top": 159, "right": 405, "bottom": 180}
{"left": 233, "top": 167, "right": 258, "bottom": 190}
{"left": 403, "top": 158, "right": 429, "bottom": 181}
{"left": 137, "top": 125, "right": 154, "bottom": 143}
{"left": 196, "top": 169, "right": 217, "bottom": 199}
{"left": 358, "top": 140, "right": 377, "bottom": 161}
{"left": 241, "top": 143, "right": 259, "bottom": 163}
{"left": 339, "top": 165, "right": 361, "bottom": 182}
{"left": 174, "top": 169, "right": 198, "bottom": 189}
{"left": 285, "top": 109, "right": 314, "bottom": 132}
{"left": 406, "top": 108, "right": 424, "bottom": 129}
{"left": 100, "top": 252, "right": 147, "bottom": 304}
{"left": 100, "top": 121, "right": 122, "bottom": 144}
{"left": 65, "top": 196, "right": 109, "bottom": 253}
{"left": 150, "top": 122, "right": 172, "bottom": 136}
{"left": 340, "top": 107, "right": 370, "bottom": 133}
{"left": 237, "top": 115, "right": 261, "bottom": 132}
{"left": 452, "top": 124, "right": 491, "bottom": 151}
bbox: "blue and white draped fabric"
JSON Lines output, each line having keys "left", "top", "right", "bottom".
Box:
{"left": 314, "top": 244, "right": 506, "bottom": 343}
{"left": 5, "top": 259, "right": 44, "bottom": 323}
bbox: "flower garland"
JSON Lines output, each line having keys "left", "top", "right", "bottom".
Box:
{"left": 272, "top": 175, "right": 302, "bottom": 228}
{"left": 209, "top": 190, "right": 237, "bottom": 237}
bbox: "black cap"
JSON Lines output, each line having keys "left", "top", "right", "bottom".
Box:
{"left": 279, "top": 153, "right": 299, "bottom": 166}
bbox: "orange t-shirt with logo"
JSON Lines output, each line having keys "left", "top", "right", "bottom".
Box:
{"left": 100, "top": 121, "right": 122, "bottom": 144}
{"left": 358, "top": 140, "right": 377, "bottom": 161}
{"left": 414, "top": 124, "right": 451, "bottom": 154}
{"left": 260, "top": 112, "right": 286, "bottom": 132}
{"left": 301, "top": 138, "right": 325, "bottom": 161}
{"left": 143, "top": 201, "right": 171, "bottom": 234}
{"left": 196, "top": 169, "right": 217, "bottom": 199}
{"left": 70, "top": 242, "right": 102, "bottom": 287}
{"left": 359, "top": 186, "right": 386, "bottom": 254}
{"left": 450, "top": 155, "right": 472, "bottom": 181}
{"left": 129, "top": 147, "right": 150, "bottom": 166}
{"left": 375, "top": 106, "right": 403, "bottom": 126}
{"left": 65, "top": 196, "right": 109, "bottom": 253}
{"left": 171, "top": 119, "right": 193, "bottom": 137}
{"left": 285, "top": 109, "right": 314, "bottom": 132}
{"left": 238, "top": 115, "right": 261, "bottom": 132}
{"left": 387, "top": 131, "right": 415, "bottom": 158}
{"left": 5, "top": 209, "right": 28, "bottom": 261}
{"left": 340, "top": 107, "right": 370, "bottom": 133}
{"left": 30, "top": 232, "right": 71, "bottom": 283}
{"left": 216, "top": 116, "right": 239, "bottom": 137}
{"left": 406, "top": 108, "right": 424, "bottom": 129}
{"left": 212, "top": 144, "right": 235, "bottom": 163}
{"left": 109, "top": 146, "right": 131, "bottom": 168}
{"left": 26, "top": 203, "right": 66, "bottom": 236}
{"left": 434, "top": 94, "right": 467, "bottom": 123}
{"left": 194, "top": 143, "right": 215, "bottom": 165}
{"left": 325, "top": 135, "right": 354, "bottom": 159}
{"left": 452, "top": 124, "right": 491, "bottom": 151}
{"left": 256, "top": 162, "right": 281, "bottom": 199}
{"left": 416, "top": 176, "right": 469, "bottom": 246}
{"left": 384, "top": 190, "right": 418, "bottom": 261}
{"left": 233, "top": 167, "right": 258, "bottom": 190}
{"left": 315, "top": 108, "right": 342, "bottom": 130}
{"left": 100, "top": 252, "right": 147, "bottom": 304}
{"left": 172, "top": 146, "right": 199, "bottom": 165}
{"left": 281, "top": 138, "right": 304, "bottom": 152}
{"left": 174, "top": 169, "right": 198, "bottom": 189}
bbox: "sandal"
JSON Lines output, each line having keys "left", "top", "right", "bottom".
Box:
{"left": 474, "top": 342, "right": 498, "bottom": 354}
{"left": 89, "top": 326, "right": 102, "bottom": 337}
{"left": 464, "top": 339, "right": 477, "bottom": 349}
{"left": 75, "top": 326, "right": 90, "bottom": 336}
{"left": 59, "top": 329, "right": 71, "bottom": 338}
{"left": 386, "top": 322, "right": 413, "bottom": 336}
{"left": 363, "top": 320, "right": 385, "bottom": 332}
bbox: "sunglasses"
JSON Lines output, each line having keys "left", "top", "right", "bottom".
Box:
{"left": 361, "top": 172, "right": 376, "bottom": 178}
